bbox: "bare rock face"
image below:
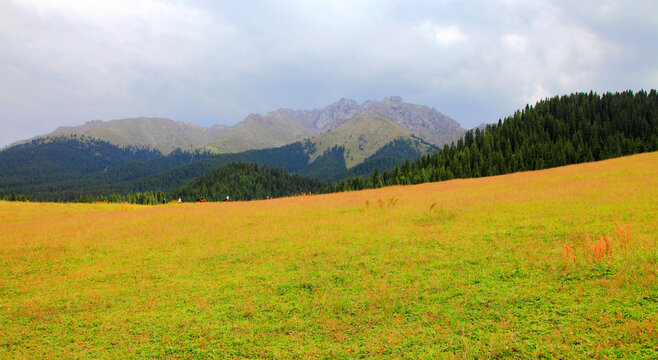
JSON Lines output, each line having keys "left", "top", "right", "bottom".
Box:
{"left": 358, "top": 96, "right": 465, "bottom": 146}
{"left": 261, "top": 98, "right": 360, "bottom": 131}
{"left": 313, "top": 98, "right": 360, "bottom": 130}
{"left": 255, "top": 96, "right": 465, "bottom": 147}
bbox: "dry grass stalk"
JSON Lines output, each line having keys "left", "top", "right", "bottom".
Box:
{"left": 563, "top": 243, "right": 576, "bottom": 270}
{"left": 376, "top": 197, "right": 399, "bottom": 208}
{"left": 585, "top": 231, "right": 612, "bottom": 263}
{"left": 612, "top": 219, "right": 631, "bottom": 249}
{"left": 592, "top": 235, "right": 613, "bottom": 262}
{"left": 570, "top": 222, "right": 629, "bottom": 269}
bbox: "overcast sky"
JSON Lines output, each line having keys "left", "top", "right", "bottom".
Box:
{"left": 1, "top": 0, "right": 657, "bottom": 147}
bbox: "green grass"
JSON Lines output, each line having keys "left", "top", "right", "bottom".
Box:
{"left": 1, "top": 152, "right": 657, "bottom": 358}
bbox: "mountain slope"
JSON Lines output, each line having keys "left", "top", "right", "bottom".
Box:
{"left": 50, "top": 117, "right": 226, "bottom": 154}
{"left": 308, "top": 114, "right": 414, "bottom": 168}
{"left": 205, "top": 114, "right": 318, "bottom": 153}
{"left": 0, "top": 135, "right": 161, "bottom": 193}
{"left": 357, "top": 96, "right": 465, "bottom": 146}
{"left": 332, "top": 138, "right": 435, "bottom": 182}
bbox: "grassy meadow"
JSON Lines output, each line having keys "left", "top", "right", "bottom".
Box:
{"left": 1, "top": 152, "right": 657, "bottom": 359}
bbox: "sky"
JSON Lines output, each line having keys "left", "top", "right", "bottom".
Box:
{"left": 1, "top": 0, "right": 657, "bottom": 147}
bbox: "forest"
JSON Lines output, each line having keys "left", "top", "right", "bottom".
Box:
{"left": 168, "top": 162, "right": 326, "bottom": 202}
{"left": 0, "top": 135, "right": 162, "bottom": 191}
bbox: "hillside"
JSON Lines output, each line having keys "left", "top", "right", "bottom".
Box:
{"left": 0, "top": 135, "right": 161, "bottom": 194}
{"left": 2, "top": 152, "right": 656, "bottom": 358}
{"left": 308, "top": 115, "right": 413, "bottom": 168}
{"left": 169, "top": 162, "right": 326, "bottom": 202}
{"left": 51, "top": 117, "right": 226, "bottom": 154}
{"left": 205, "top": 113, "right": 318, "bottom": 153}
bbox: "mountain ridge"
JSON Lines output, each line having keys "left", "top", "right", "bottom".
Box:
{"left": 7, "top": 97, "right": 465, "bottom": 155}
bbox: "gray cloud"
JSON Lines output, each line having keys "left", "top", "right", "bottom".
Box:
{"left": 1, "top": 0, "right": 657, "bottom": 147}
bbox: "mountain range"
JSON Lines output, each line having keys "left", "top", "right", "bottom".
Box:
{"left": 1, "top": 97, "right": 464, "bottom": 200}
{"left": 16, "top": 96, "right": 465, "bottom": 155}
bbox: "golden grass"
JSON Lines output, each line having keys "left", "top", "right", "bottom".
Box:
{"left": 1, "top": 152, "right": 657, "bottom": 358}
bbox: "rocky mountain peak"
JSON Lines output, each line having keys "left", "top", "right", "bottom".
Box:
{"left": 334, "top": 97, "right": 359, "bottom": 108}
{"left": 386, "top": 96, "right": 404, "bottom": 104}
{"left": 244, "top": 114, "right": 265, "bottom": 123}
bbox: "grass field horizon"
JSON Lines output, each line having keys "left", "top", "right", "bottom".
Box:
{"left": 2, "top": 152, "right": 657, "bottom": 358}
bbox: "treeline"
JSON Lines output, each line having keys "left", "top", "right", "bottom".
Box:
{"left": 71, "top": 191, "right": 170, "bottom": 205}
{"left": 169, "top": 162, "right": 326, "bottom": 202}
{"left": 1, "top": 161, "right": 326, "bottom": 204}
{"left": 0, "top": 190, "right": 171, "bottom": 205}
{"left": 325, "top": 90, "right": 658, "bottom": 192}
{"left": 0, "top": 192, "right": 31, "bottom": 202}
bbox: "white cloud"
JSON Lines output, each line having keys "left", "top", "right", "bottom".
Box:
{"left": 418, "top": 22, "right": 467, "bottom": 45}
{"left": 435, "top": 26, "right": 466, "bottom": 44}
{"left": 502, "top": 34, "right": 527, "bottom": 52}
{"left": 13, "top": 0, "right": 236, "bottom": 68}
{"left": 0, "top": 0, "right": 657, "bottom": 146}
